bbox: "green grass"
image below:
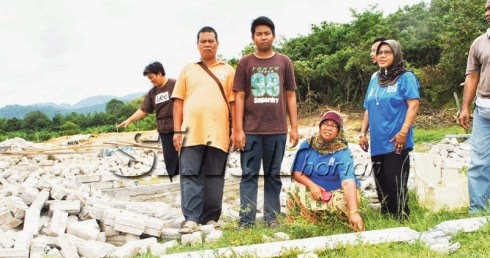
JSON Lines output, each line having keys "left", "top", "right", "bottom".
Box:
{"left": 347, "top": 125, "right": 469, "bottom": 152}
{"left": 413, "top": 125, "right": 469, "bottom": 145}
{"left": 133, "top": 192, "right": 490, "bottom": 258}
{"left": 135, "top": 125, "right": 486, "bottom": 257}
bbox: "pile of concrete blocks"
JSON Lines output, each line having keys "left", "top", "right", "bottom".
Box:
{"left": 0, "top": 181, "right": 183, "bottom": 257}
{"left": 0, "top": 137, "right": 232, "bottom": 257}
{"left": 413, "top": 137, "right": 470, "bottom": 212}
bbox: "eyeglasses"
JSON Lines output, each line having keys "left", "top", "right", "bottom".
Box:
{"left": 321, "top": 123, "right": 338, "bottom": 129}
{"left": 376, "top": 50, "right": 393, "bottom": 56}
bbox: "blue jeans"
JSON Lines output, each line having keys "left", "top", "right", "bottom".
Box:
{"left": 239, "top": 134, "right": 287, "bottom": 225}
{"left": 468, "top": 106, "right": 490, "bottom": 213}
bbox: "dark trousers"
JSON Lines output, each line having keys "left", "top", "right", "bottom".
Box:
{"left": 159, "top": 132, "right": 180, "bottom": 181}
{"left": 179, "top": 145, "right": 227, "bottom": 224}
{"left": 371, "top": 150, "right": 410, "bottom": 220}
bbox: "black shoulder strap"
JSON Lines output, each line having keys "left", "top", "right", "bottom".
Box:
{"left": 197, "top": 62, "right": 230, "bottom": 114}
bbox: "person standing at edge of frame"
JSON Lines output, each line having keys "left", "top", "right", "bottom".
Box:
{"left": 233, "top": 16, "right": 299, "bottom": 230}
{"left": 459, "top": 0, "right": 490, "bottom": 214}
{"left": 117, "top": 61, "right": 179, "bottom": 182}
{"left": 172, "top": 26, "right": 236, "bottom": 234}
{"left": 370, "top": 37, "right": 387, "bottom": 78}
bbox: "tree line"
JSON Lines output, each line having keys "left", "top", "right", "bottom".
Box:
{"left": 1, "top": 0, "right": 487, "bottom": 142}
{"left": 227, "top": 0, "right": 487, "bottom": 113}
{"left": 0, "top": 99, "right": 152, "bottom": 142}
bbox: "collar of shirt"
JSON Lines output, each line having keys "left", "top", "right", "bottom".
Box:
{"left": 486, "top": 28, "right": 490, "bottom": 38}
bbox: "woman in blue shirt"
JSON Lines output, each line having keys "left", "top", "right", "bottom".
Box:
{"left": 287, "top": 111, "right": 364, "bottom": 232}
{"left": 358, "top": 39, "right": 420, "bottom": 220}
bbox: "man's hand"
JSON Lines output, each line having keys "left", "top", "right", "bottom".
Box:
{"left": 234, "top": 129, "right": 246, "bottom": 151}
{"left": 289, "top": 129, "right": 299, "bottom": 148}
{"left": 173, "top": 134, "right": 183, "bottom": 153}
{"left": 117, "top": 119, "right": 130, "bottom": 128}
{"left": 458, "top": 109, "right": 471, "bottom": 130}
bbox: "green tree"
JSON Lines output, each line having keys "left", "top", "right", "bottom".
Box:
{"left": 105, "top": 99, "right": 125, "bottom": 123}
{"left": 435, "top": 0, "right": 487, "bottom": 105}
{"left": 22, "top": 111, "right": 51, "bottom": 131}
{"left": 52, "top": 112, "right": 64, "bottom": 131}
{"left": 5, "top": 118, "right": 21, "bottom": 132}
{"left": 0, "top": 118, "right": 7, "bottom": 134}
{"left": 60, "top": 121, "right": 81, "bottom": 135}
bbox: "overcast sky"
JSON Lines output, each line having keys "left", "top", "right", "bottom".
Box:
{"left": 0, "top": 0, "right": 428, "bottom": 107}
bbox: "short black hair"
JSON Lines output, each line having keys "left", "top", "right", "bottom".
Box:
{"left": 143, "top": 62, "right": 165, "bottom": 76}
{"left": 373, "top": 37, "right": 387, "bottom": 44}
{"left": 251, "top": 16, "right": 275, "bottom": 36}
{"left": 197, "top": 26, "right": 218, "bottom": 43}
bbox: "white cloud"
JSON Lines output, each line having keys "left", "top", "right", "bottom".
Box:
{"left": 0, "top": 0, "right": 428, "bottom": 107}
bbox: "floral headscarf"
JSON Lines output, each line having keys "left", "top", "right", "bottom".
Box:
{"left": 307, "top": 124, "right": 348, "bottom": 155}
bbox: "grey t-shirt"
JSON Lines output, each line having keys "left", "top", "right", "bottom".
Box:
{"left": 466, "top": 29, "right": 490, "bottom": 99}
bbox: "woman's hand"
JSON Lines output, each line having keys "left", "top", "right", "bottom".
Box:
{"left": 348, "top": 212, "right": 364, "bottom": 232}
{"left": 358, "top": 135, "right": 369, "bottom": 152}
{"left": 309, "top": 184, "right": 324, "bottom": 202}
{"left": 390, "top": 132, "right": 406, "bottom": 154}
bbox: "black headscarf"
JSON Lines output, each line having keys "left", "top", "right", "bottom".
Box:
{"left": 377, "top": 40, "right": 409, "bottom": 86}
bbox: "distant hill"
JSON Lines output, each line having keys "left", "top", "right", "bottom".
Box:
{"left": 0, "top": 92, "right": 145, "bottom": 119}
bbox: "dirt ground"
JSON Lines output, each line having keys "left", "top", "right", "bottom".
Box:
{"left": 41, "top": 106, "right": 457, "bottom": 148}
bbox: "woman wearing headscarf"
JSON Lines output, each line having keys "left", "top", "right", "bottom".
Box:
{"left": 358, "top": 39, "right": 420, "bottom": 220}
{"left": 287, "top": 111, "right": 364, "bottom": 232}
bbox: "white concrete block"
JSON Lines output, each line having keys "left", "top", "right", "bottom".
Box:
{"left": 114, "top": 223, "right": 144, "bottom": 235}
{"left": 1, "top": 217, "right": 23, "bottom": 231}
{"left": 163, "top": 227, "right": 419, "bottom": 258}
{"left": 67, "top": 219, "right": 100, "bottom": 241}
{"left": 23, "top": 207, "right": 41, "bottom": 235}
{"left": 47, "top": 247, "right": 64, "bottom": 258}
{"left": 205, "top": 230, "right": 223, "bottom": 243}
{"left": 413, "top": 154, "right": 469, "bottom": 211}
{"left": 78, "top": 240, "right": 116, "bottom": 258}
{"left": 6, "top": 196, "right": 28, "bottom": 218}
{"left": 50, "top": 186, "right": 67, "bottom": 200}
{"left": 109, "top": 237, "right": 157, "bottom": 258}
{"left": 0, "top": 248, "right": 29, "bottom": 258}
{"left": 143, "top": 227, "right": 161, "bottom": 237}
{"left": 149, "top": 242, "right": 166, "bottom": 256}
{"left": 97, "top": 232, "right": 107, "bottom": 242}
{"left": 30, "top": 190, "right": 50, "bottom": 211}
{"left": 125, "top": 234, "right": 140, "bottom": 242}
{"left": 76, "top": 174, "right": 101, "bottom": 183}
{"left": 14, "top": 231, "right": 33, "bottom": 250}
{"left": 0, "top": 210, "right": 14, "bottom": 224}
{"left": 106, "top": 235, "right": 126, "bottom": 247}
{"left": 49, "top": 200, "right": 81, "bottom": 214}
{"left": 47, "top": 210, "right": 69, "bottom": 237}
{"left": 100, "top": 223, "right": 119, "bottom": 237}
{"left": 114, "top": 213, "right": 146, "bottom": 235}
{"left": 30, "top": 236, "right": 48, "bottom": 258}
{"left": 20, "top": 187, "right": 39, "bottom": 206}
{"left": 57, "top": 235, "right": 80, "bottom": 258}
{"left": 0, "top": 230, "right": 15, "bottom": 248}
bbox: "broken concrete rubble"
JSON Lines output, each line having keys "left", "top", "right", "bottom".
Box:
{"left": 0, "top": 132, "right": 484, "bottom": 257}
